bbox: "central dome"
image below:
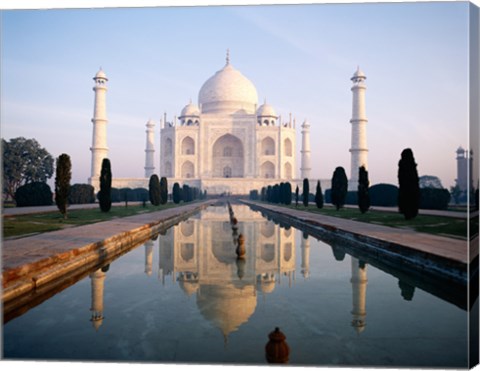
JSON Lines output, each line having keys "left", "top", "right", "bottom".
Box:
{"left": 198, "top": 60, "right": 258, "bottom": 115}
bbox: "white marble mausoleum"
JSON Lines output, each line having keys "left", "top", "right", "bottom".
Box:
{"left": 159, "top": 53, "right": 297, "bottom": 195}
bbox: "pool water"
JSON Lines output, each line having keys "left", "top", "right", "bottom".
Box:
{"left": 3, "top": 204, "right": 472, "bottom": 367}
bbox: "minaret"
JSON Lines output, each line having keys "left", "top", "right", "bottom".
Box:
{"left": 300, "top": 235, "right": 310, "bottom": 279}
{"left": 89, "top": 268, "right": 106, "bottom": 331}
{"left": 89, "top": 68, "right": 109, "bottom": 191}
{"left": 144, "top": 119, "right": 156, "bottom": 178}
{"left": 350, "top": 257, "right": 368, "bottom": 334}
{"left": 455, "top": 146, "right": 473, "bottom": 192}
{"left": 349, "top": 67, "right": 368, "bottom": 190}
{"left": 300, "top": 119, "right": 311, "bottom": 179}
{"left": 144, "top": 240, "right": 154, "bottom": 276}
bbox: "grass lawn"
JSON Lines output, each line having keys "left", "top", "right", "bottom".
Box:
{"left": 2, "top": 203, "right": 180, "bottom": 239}
{"left": 276, "top": 203, "right": 473, "bottom": 240}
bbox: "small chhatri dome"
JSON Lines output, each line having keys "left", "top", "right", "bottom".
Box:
{"left": 257, "top": 100, "right": 277, "bottom": 118}
{"left": 94, "top": 68, "right": 108, "bottom": 81}
{"left": 198, "top": 52, "right": 258, "bottom": 114}
{"left": 180, "top": 101, "right": 200, "bottom": 117}
{"left": 457, "top": 146, "right": 465, "bottom": 154}
{"left": 351, "top": 66, "right": 366, "bottom": 81}
{"left": 146, "top": 119, "right": 155, "bottom": 127}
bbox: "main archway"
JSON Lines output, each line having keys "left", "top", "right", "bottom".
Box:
{"left": 212, "top": 134, "right": 244, "bottom": 177}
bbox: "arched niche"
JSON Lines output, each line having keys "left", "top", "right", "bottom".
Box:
{"left": 261, "top": 161, "right": 275, "bottom": 179}
{"left": 212, "top": 134, "right": 244, "bottom": 177}
{"left": 261, "top": 137, "right": 275, "bottom": 156}
{"left": 182, "top": 161, "right": 194, "bottom": 178}
{"left": 182, "top": 136, "right": 195, "bottom": 155}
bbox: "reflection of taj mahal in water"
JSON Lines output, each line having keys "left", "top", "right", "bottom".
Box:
{"left": 88, "top": 205, "right": 369, "bottom": 338}
{"left": 157, "top": 204, "right": 296, "bottom": 340}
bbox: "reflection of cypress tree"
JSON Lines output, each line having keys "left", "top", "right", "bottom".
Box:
{"left": 331, "top": 245, "right": 346, "bottom": 261}
{"left": 357, "top": 166, "right": 370, "bottom": 214}
{"left": 398, "top": 148, "right": 420, "bottom": 220}
{"left": 359, "top": 260, "right": 366, "bottom": 269}
{"left": 398, "top": 280, "right": 415, "bottom": 301}
{"left": 101, "top": 264, "right": 110, "bottom": 273}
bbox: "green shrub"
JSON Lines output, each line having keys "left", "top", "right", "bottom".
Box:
{"left": 15, "top": 182, "right": 53, "bottom": 207}
{"left": 370, "top": 184, "right": 398, "bottom": 206}
{"left": 419, "top": 188, "right": 451, "bottom": 210}
{"left": 69, "top": 184, "right": 95, "bottom": 204}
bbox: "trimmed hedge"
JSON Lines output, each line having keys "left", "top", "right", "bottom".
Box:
{"left": 15, "top": 182, "right": 53, "bottom": 207}
{"left": 370, "top": 184, "right": 399, "bottom": 207}
{"left": 419, "top": 188, "right": 451, "bottom": 210}
{"left": 69, "top": 184, "right": 95, "bottom": 204}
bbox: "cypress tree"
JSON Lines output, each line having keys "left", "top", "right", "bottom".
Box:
{"left": 398, "top": 148, "right": 420, "bottom": 220}
{"left": 285, "top": 182, "right": 292, "bottom": 205}
{"left": 261, "top": 187, "right": 267, "bottom": 201}
{"left": 172, "top": 182, "right": 181, "bottom": 204}
{"left": 149, "top": 174, "right": 161, "bottom": 206}
{"left": 315, "top": 180, "right": 324, "bottom": 209}
{"left": 357, "top": 166, "right": 370, "bottom": 214}
{"left": 98, "top": 158, "right": 112, "bottom": 212}
{"left": 331, "top": 167, "right": 348, "bottom": 210}
{"left": 272, "top": 184, "right": 280, "bottom": 203}
{"left": 160, "top": 177, "right": 168, "bottom": 204}
{"left": 295, "top": 185, "right": 299, "bottom": 207}
{"left": 302, "top": 178, "right": 309, "bottom": 207}
{"left": 279, "top": 182, "right": 285, "bottom": 204}
{"left": 182, "top": 184, "right": 192, "bottom": 202}
{"left": 267, "top": 185, "right": 272, "bottom": 202}
{"left": 55, "top": 153, "right": 71, "bottom": 219}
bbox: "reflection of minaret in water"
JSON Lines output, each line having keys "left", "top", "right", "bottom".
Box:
{"left": 144, "top": 240, "right": 154, "bottom": 276}
{"left": 300, "top": 235, "right": 310, "bottom": 278}
{"left": 90, "top": 268, "right": 106, "bottom": 331}
{"left": 350, "top": 257, "right": 367, "bottom": 334}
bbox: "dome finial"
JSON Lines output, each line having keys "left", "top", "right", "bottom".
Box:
{"left": 226, "top": 49, "right": 230, "bottom": 65}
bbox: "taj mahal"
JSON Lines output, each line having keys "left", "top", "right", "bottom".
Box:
{"left": 88, "top": 51, "right": 369, "bottom": 194}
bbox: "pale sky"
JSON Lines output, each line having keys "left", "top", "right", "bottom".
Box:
{"left": 1, "top": 0, "right": 478, "bottom": 189}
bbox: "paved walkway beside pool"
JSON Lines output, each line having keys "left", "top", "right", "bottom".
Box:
{"left": 2, "top": 202, "right": 141, "bottom": 217}
{"left": 2, "top": 201, "right": 212, "bottom": 302}
{"left": 243, "top": 201, "right": 478, "bottom": 266}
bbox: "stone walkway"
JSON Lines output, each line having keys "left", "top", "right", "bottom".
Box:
{"left": 244, "top": 201, "right": 478, "bottom": 266}
{"left": 2, "top": 202, "right": 141, "bottom": 217}
{"left": 2, "top": 201, "right": 211, "bottom": 302}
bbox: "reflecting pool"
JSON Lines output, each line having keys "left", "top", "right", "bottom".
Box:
{"left": 3, "top": 203, "right": 472, "bottom": 367}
